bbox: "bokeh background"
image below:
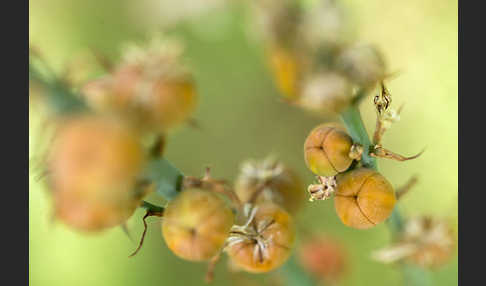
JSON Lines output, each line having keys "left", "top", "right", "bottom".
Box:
{"left": 29, "top": 0, "right": 458, "bottom": 285}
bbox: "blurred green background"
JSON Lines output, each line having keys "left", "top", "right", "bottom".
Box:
{"left": 29, "top": 0, "right": 457, "bottom": 285}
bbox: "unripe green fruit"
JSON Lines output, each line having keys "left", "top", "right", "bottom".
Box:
{"left": 304, "top": 123, "right": 354, "bottom": 177}
{"left": 334, "top": 168, "right": 396, "bottom": 229}
{"left": 162, "top": 188, "right": 234, "bottom": 261}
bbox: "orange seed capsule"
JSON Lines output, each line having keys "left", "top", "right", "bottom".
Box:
{"left": 162, "top": 188, "right": 234, "bottom": 262}
{"left": 48, "top": 115, "right": 146, "bottom": 232}
{"left": 304, "top": 123, "right": 354, "bottom": 177}
{"left": 334, "top": 168, "right": 396, "bottom": 229}
{"left": 225, "top": 203, "right": 295, "bottom": 273}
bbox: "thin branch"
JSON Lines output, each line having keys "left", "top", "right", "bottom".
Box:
{"left": 396, "top": 176, "right": 419, "bottom": 200}
{"left": 205, "top": 252, "right": 222, "bottom": 283}
{"left": 129, "top": 206, "right": 164, "bottom": 258}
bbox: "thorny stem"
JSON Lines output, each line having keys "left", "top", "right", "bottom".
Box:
{"left": 339, "top": 92, "right": 431, "bottom": 286}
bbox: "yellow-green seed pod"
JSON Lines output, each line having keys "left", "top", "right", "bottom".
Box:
{"left": 162, "top": 188, "right": 234, "bottom": 261}
{"left": 304, "top": 123, "right": 354, "bottom": 177}
{"left": 334, "top": 168, "right": 396, "bottom": 229}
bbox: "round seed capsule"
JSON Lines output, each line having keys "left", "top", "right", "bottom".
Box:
{"left": 226, "top": 203, "right": 295, "bottom": 273}
{"left": 48, "top": 115, "right": 145, "bottom": 232}
{"left": 162, "top": 188, "right": 234, "bottom": 261}
{"left": 304, "top": 123, "right": 354, "bottom": 177}
{"left": 334, "top": 168, "right": 396, "bottom": 229}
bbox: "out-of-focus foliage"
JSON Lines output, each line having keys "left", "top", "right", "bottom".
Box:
{"left": 29, "top": 0, "right": 457, "bottom": 285}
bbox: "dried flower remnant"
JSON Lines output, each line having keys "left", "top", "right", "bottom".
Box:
{"left": 297, "top": 72, "right": 354, "bottom": 115}
{"left": 299, "top": 0, "right": 349, "bottom": 49}
{"left": 250, "top": 0, "right": 302, "bottom": 49}
{"left": 336, "top": 43, "right": 386, "bottom": 89}
{"left": 372, "top": 216, "right": 456, "bottom": 268}
{"left": 225, "top": 203, "right": 295, "bottom": 273}
{"left": 307, "top": 176, "right": 337, "bottom": 202}
{"left": 371, "top": 82, "right": 425, "bottom": 161}
{"left": 235, "top": 157, "right": 305, "bottom": 214}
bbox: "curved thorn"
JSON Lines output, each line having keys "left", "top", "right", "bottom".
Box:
{"left": 128, "top": 212, "right": 150, "bottom": 258}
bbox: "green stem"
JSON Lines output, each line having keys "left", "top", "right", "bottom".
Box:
{"left": 340, "top": 104, "right": 377, "bottom": 170}
{"left": 29, "top": 59, "right": 87, "bottom": 115}
{"left": 339, "top": 95, "right": 431, "bottom": 286}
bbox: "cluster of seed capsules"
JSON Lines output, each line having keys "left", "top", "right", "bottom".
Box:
{"left": 30, "top": 1, "right": 457, "bottom": 283}
{"left": 30, "top": 38, "right": 311, "bottom": 279}
{"left": 252, "top": 0, "right": 456, "bottom": 272}
{"left": 251, "top": 0, "right": 387, "bottom": 114}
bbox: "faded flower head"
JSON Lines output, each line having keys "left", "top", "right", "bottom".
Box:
{"left": 297, "top": 72, "right": 354, "bottom": 114}
{"left": 336, "top": 43, "right": 386, "bottom": 89}
{"left": 250, "top": 0, "right": 303, "bottom": 48}
{"left": 299, "top": 0, "right": 349, "bottom": 49}
{"left": 81, "top": 36, "right": 197, "bottom": 133}
{"left": 235, "top": 157, "right": 305, "bottom": 213}
{"left": 307, "top": 176, "right": 337, "bottom": 202}
{"left": 120, "top": 37, "right": 190, "bottom": 82}
{"left": 225, "top": 203, "right": 295, "bottom": 273}
{"left": 372, "top": 216, "right": 456, "bottom": 268}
